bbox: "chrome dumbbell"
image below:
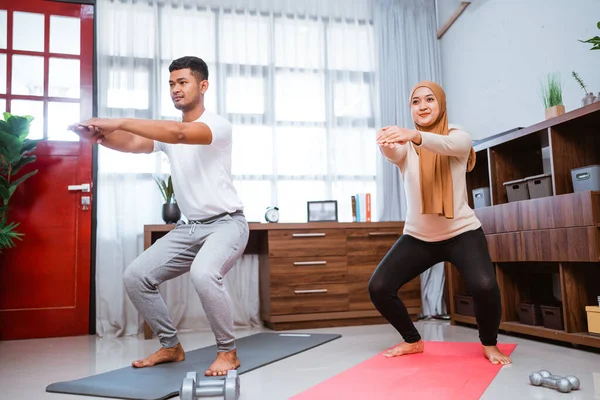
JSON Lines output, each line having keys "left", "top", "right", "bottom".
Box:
{"left": 529, "top": 370, "right": 580, "bottom": 393}
{"left": 180, "top": 369, "right": 240, "bottom": 400}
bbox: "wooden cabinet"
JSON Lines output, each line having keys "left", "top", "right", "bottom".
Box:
{"left": 449, "top": 102, "right": 600, "bottom": 349}
{"left": 258, "top": 222, "right": 421, "bottom": 330}
{"left": 143, "top": 221, "right": 418, "bottom": 336}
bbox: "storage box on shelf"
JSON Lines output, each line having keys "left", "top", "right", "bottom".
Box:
{"left": 586, "top": 306, "right": 600, "bottom": 335}
{"left": 526, "top": 173, "right": 553, "bottom": 199}
{"left": 518, "top": 303, "right": 543, "bottom": 326}
{"left": 454, "top": 294, "right": 475, "bottom": 317}
{"left": 472, "top": 187, "right": 491, "bottom": 209}
{"left": 451, "top": 102, "right": 600, "bottom": 348}
{"left": 572, "top": 165, "right": 600, "bottom": 192}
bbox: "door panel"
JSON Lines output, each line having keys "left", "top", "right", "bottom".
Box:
{"left": 0, "top": 0, "right": 94, "bottom": 340}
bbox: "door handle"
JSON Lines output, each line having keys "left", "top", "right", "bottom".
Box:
{"left": 68, "top": 183, "right": 90, "bottom": 192}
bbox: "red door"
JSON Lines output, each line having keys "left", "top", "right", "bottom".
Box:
{"left": 0, "top": 0, "right": 94, "bottom": 340}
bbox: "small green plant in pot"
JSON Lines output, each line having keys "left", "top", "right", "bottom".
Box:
{"left": 0, "top": 113, "right": 39, "bottom": 252}
{"left": 572, "top": 71, "right": 596, "bottom": 106}
{"left": 539, "top": 72, "right": 564, "bottom": 120}
{"left": 154, "top": 175, "right": 180, "bottom": 224}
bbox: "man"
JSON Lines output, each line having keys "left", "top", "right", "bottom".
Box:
{"left": 70, "top": 56, "right": 248, "bottom": 376}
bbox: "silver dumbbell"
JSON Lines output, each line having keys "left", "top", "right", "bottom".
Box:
{"left": 180, "top": 369, "right": 240, "bottom": 400}
{"left": 529, "top": 370, "right": 580, "bottom": 393}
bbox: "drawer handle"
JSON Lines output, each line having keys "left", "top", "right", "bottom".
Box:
{"left": 368, "top": 232, "right": 399, "bottom": 236}
{"left": 293, "top": 261, "right": 327, "bottom": 266}
{"left": 292, "top": 233, "right": 326, "bottom": 238}
{"left": 294, "top": 289, "right": 328, "bottom": 294}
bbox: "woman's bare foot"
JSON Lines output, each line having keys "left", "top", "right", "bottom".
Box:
{"left": 482, "top": 345, "right": 512, "bottom": 365}
{"left": 131, "top": 343, "right": 185, "bottom": 368}
{"left": 383, "top": 340, "right": 424, "bottom": 358}
{"left": 205, "top": 349, "right": 241, "bottom": 376}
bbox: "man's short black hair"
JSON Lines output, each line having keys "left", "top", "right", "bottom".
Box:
{"left": 169, "top": 56, "right": 209, "bottom": 82}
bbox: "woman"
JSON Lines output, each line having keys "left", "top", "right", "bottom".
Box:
{"left": 369, "top": 80, "right": 511, "bottom": 365}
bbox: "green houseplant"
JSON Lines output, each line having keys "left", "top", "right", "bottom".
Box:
{"left": 154, "top": 175, "right": 180, "bottom": 224}
{"left": 0, "top": 113, "right": 39, "bottom": 252}
{"left": 539, "top": 72, "right": 564, "bottom": 120}
{"left": 579, "top": 21, "right": 600, "bottom": 50}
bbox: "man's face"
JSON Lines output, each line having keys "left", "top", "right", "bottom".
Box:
{"left": 169, "top": 68, "right": 207, "bottom": 111}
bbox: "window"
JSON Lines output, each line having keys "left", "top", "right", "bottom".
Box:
{"left": 0, "top": 8, "right": 84, "bottom": 141}
{"left": 99, "top": 4, "right": 378, "bottom": 222}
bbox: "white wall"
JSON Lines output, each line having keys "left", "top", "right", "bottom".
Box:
{"left": 436, "top": 0, "right": 600, "bottom": 140}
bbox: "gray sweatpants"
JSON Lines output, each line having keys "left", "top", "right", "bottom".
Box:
{"left": 123, "top": 212, "right": 249, "bottom": 352}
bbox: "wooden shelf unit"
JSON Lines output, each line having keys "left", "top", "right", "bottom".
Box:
{"left": 449, "top": 102, "right": 600, "bottom": 348}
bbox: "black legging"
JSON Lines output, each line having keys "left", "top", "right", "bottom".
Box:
{"left": 368, "top": 227, "right": 501, "bottom": 346}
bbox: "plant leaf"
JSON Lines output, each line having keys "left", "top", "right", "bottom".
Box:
{"left": 7, "top": 115, "right": 31, "bottom": 140}
{"left": 11, "top": 155, "right": 36, "bottom": 175}
{"left": 597, "top": 21, "right": 600, "bottom": 30}
{"left": 0, "top": 219, "right": 23, "bottom": 249}
{"left": 10, "top": 169, "right": 38, "bottom": 190}
{"left": 0, "top": 184, "right": 9, "bottom": 202}
{"left": 167, "top": 176, "right": 173, "bottom": 203}
{"left": 0, "top": 131, "right": 22, "bottom": 163}
{"left": 154, "top": 177, "right": 167, "bottom": 202}
{"left": 20, "top": 139, "right": 39, "bottom": 155}
{"left": 579, "top": 36, "right": 600, "bottom": 44}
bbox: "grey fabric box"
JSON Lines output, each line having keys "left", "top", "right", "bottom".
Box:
{"left": 571, "top": 165, "right": 600, "bottom": 192}
{"left": 472, "top": 187, "right": 491, "bottom": 208}
{"left": 526, "top": 173, "right": 553, "bottom": 199}
{"left": 503, "top": 178, "right": 529, "bottom": 202}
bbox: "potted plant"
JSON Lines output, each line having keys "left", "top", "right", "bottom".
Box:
{"left": 539, "top": 72, "right": 564, "bottom": 120}
{"left": 154, "top": 175, "right": 180, "bottom": 224}
{"left": 0, "top": 113, "right": 39, "bottom": 252}
{"left": 572, "top": 71, "right": 596, "bottom": 106}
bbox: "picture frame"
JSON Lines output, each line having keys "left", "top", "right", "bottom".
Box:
{"left": 307, "top": 200, "right": 338, "bottom": 222}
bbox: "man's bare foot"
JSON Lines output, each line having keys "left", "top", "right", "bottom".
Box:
{"left": 205, "top": 349, "right": 241, "bottom": 376}
{"left": 482, "top": 345, "right": 512, "bottom": 365}
{"left": 131, "top": 343, "right": 185, "bottom": 368}
{"left": 383, "top": 340, "right": 424, "bottom": 358}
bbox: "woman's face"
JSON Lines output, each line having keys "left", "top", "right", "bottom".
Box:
{"left": 411, "top": 87, "right": 440, "bottom": 127}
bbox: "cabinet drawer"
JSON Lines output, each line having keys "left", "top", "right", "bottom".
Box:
{"left": 518, "top": 191, "right": 600, "bottom": 230}
{"left": 347, "top": 228, "right": 401, "bottom": 256}
{"left": 270, "top": 283, "right": 349, "bottom": 315}
{"left": 474, "top": 202, "right": 519, "bottom": 234}
{"left": 347, "top": 255, "right": 384, "bottom": 282}
{"left": 268, "top": 229, "right": 346, "bottom": 257}
{"left": 522, "top": 227, "right": 599, "bottom": 261}
{"left": 270, "top": 256, "right": 347, "bottom": 286}
{"left": 486, "top": 232, "right": 523, "bottom": 262}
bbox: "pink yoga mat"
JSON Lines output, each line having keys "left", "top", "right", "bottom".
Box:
{"left": 292, "top": 341, "right": 517, "bottom": 400}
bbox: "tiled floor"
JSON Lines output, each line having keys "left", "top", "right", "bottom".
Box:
{"left": 1, "top": 320, "right": 599, "bottom": 399}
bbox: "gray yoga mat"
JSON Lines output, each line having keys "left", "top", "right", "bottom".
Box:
{"left": 46, "top": 332, "right": 341, "bottom": 400}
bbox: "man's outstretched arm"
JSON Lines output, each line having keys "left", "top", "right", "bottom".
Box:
{"left": 70, "top": 125, "right": 154, "bottom": 154}
{"left": 78, "top": 118, "right": 214, "bottom": 145}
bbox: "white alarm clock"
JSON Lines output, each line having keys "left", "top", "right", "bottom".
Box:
{"left": 265, "top": 206, "right": 279, "bottom": 223}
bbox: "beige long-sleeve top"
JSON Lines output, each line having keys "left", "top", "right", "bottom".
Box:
{"left": 382, "top": 130, "right": 481, "bottom": 242}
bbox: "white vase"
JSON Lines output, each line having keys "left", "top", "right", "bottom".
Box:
{"left": 582, "top": 93, "right": 596, "bottom": 106}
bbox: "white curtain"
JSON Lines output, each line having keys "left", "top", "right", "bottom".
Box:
{"left": 373, "top": 0, "right": 446, "bottom": 317}
{"left": 95, "top": 0, "right": 378, "bottom": 337}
